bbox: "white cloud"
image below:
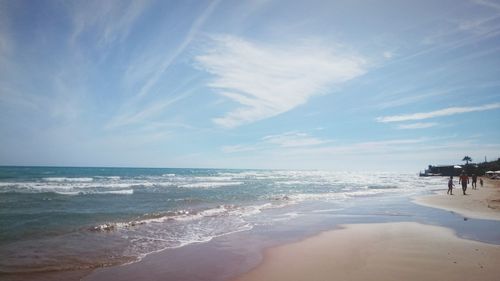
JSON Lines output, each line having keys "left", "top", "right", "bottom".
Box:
{"left": 221, "top": 135, "right": 432, "bottom": 164}
{"left": 196, "top": 36, "right": 367, "bottom": 128}
{"left": 397, "top": 122, "right": 438, "bottom": 129}
{"left": 216, "top": 133, "right": 500, "bottom": 170}
{"left": 221, "top": 133, "right": 433, "bottom": 157}
{"left": 376, "top": 103, "right": 500, "bottom": 123}
{"left": 0, "top": 1, "right": 14, "bottom": 72}
{"left": 105, "top": 89, "right": 195, "bottom": 129}
{"left": 70, "top": 0, "right": 150, "bottom": 47}
{"left": 221, "top": 131, "right": 330, "bottom": 153}
{"left": 383, "top": 51, "right": 393, "bottom": 59}
{"left": 472, "top": 0, "right": 500, "bottom": 11}
{"left": 221, "top": 144, "right": 258, "bottom": 153}
{"left": 133, "top": 0, "right": 220, "bottom": 99}
{"left": 306, "top": 138, "right": 428, "bottom": 155}
{"left": 262, "top": 132, "right": 329, "bottom": 147}
{"left": 458, "top": 15, "right": 500, "bottom": 34}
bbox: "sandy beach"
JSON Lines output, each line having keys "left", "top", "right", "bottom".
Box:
{"left": 6, "top": 174, "right": 500, "bottom": 281}
{"left": 233, "top": 179, "right": 500, "bottom": 281}
{"left": 234, "top": 222, "right": 500, "bottom": 281}
{"left": 414, "top": 178, "right": 500, "bottom": 221}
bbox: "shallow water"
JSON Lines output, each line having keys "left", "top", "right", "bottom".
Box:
{"left": 0, "top": 166, "right": 467, "bottom": 276}
{"left": 83, "top": 195, "right": 500, "bottom": 281}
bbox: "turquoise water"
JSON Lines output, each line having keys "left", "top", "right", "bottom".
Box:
{"left": 0, "top": 166, "right": 444, "bottom": 275}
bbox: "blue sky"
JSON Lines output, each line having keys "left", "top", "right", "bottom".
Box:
{"left": 0, "top": 0, "right": 499, "bottom": 171}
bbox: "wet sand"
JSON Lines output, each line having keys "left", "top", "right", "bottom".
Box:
{"left": 71, "top": 179, "right": 500, "bottom": 281}
{"left": 233, "top": 222, "right": 500, "bottom": 281}
{"left": 414, "top": 178, "right": 500, "bottom": 221}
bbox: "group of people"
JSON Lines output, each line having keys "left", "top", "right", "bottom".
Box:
{"left": 447, "top": 172, "right": 483, "bottom": 195}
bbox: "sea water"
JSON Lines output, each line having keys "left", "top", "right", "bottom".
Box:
{"left": 0, "top": 166, "right": 445, "bottom": 275}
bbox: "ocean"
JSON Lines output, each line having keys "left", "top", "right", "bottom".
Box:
{"left": 0, "top": 166, "right": 450, "bottom": 276}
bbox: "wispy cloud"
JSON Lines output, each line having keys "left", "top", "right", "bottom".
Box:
{"left": 397, "top": 122, "right": 438, "bottom": 129}
{"left": 196, "top": 36, "right": 367, "bottom": 128}
{"left": 69, "top": 0, "right": 150, "bottom": 47}
{"left": 107, "top": 0, "right": 221, "bottom": 132}
{"left": 304, "top": 138, "right": 428, "bottom": 155}
{"left": 383, "top": 51, "right": 393, "bottom": 59}
{"left": 376, "top": 103, "right": 500, "bottom": 123}
{"left": 458, "top": 14, "right": 500, "bottom": 34}
{"left": 221, "top": 131, "right": 330, "bottom": 153}
{"left": 221, "top": 144, "right": 258, "bottom": 153}
{"left": 262, "top": 132, "right": 329, "bottom": 147}
{"left": 105, "top": 92, "right": 192, "bottom": 129}
{"left": 222, "top": 136, "right": 432, "bottom": 162}
{"left": 394, "top": 3, "right": 500, "bottom": 66}
{"left": 472, "top": 0, "right": 500, "bottom": 11}
{"left": 374, "top": 87, "right": 461, "bottom": 110}
{"left": 222, "top": 133, "right": 432, "bottom": 156}
{"left": 134, "top": 0, "right": 220, "bottom": 99}
{"left": 0, "top": 5, "right": 11, "bottom": 68}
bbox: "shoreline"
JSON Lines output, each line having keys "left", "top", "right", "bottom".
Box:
{"left": 82, "top": 180, "right": 500, "bottom": 281}
{"left": 232, "top": 179, "right": 500, "bottom": 281}
{"left": 233, "top": 222, "right": 500, "bottom": 281}
{"left": 414, "top": 178, "right": 500, "bottom": 221}
{"left": 11, "top": 176, "right": 500, "bottom": 281}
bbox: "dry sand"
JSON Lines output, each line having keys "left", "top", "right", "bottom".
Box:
{"left": 233, "top": 222, "right": 500, "bottom": 281}
{"left": 414, "top": 178, "right": 500, "bottom": 221}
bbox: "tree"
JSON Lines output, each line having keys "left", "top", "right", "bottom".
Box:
{"left": 462, "top": 156, "right": 472, "bottom": 165}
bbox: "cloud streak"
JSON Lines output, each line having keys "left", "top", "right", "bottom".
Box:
{"left": 70, "top": 0, "right": 150, "bottom": 47}
{"left": 397, "top": 122, "right": 438, "bottom": 129}
{"left": 221, "top": 131, "right": 329, "bottom": 153}
{"left": 135, "top": 0, "right": 220, "bottom": 99}
{"left": 262, "top": 132, "right": 329, "bottom": 147}
{"left": 196, "top": 36, "right": 367, "bottom": 128}
{"left": 376, "top": 103, "right": 500, "bottom": 123}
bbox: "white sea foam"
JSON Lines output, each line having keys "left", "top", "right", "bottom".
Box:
{"left": 288, "top": 192, "right": 348, "bottom": 202}
{"left": 55, "top": 189, "right": 134, "bottom": 195}
{"left": 271, "top": 212, "right": 301, "bottom": 222}
{"left": 114, "top": 202, "right": 289, "bottom": 260}
{"left": 0, "top": 179, "right": 173, "bottom": 193}
{"left": 102, "top": 189, "right": 134, "bottom": 195}
{"left": 179, "top": 181, "right": 244, "bottom": 188}
{"left": 311, "top": 208, "right": 345, "bottom": 213}
{"left": 2, "top": 168, "right": 451, "bottom": 273}
{"left": 42, "top": 177, "right": 94, "bottom": 182}
{"left": 92, "top": 201, "right": 288, "bottom": 234}
{"left": 53, "top": 191, "right": 81, "bottom": 195}
{"left": 124, "top": 222, "right": 254, "bottom": 263}
{"left": 193, "top": 176, "right": 234, "bottom": 181}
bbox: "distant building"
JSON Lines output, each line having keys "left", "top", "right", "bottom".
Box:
{"left": 420, "top": 165, "right": 462, "bottom": 177}
{"left": 420, "top": 158, "right": 499, "bottom": 177}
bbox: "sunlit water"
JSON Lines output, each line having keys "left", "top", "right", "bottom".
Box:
{"left": 0, "top": 166, "right": 446, "bottom": 274}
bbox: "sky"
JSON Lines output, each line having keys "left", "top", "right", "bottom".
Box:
{"left": 0, "top": 0, "right": 499, "bottom": 171}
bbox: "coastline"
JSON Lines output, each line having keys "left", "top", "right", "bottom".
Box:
{"left": 9, "top": 174, "right": 500, "bottom": 281}
{"left": 82, "top": 178, "right": 500, "bottom": 281}
{"left": 233, "top": 222, "right": 500, "bottom": 281}
{"left": 414, "top": 178, "right": 500, "bottom": 221}
{"left": 232, "top": 178, "right": 500, "bottom": 281}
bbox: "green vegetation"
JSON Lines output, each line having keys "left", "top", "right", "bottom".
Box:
{"left": 462, "top": 156, "right": 472, "bottom": 165}
{"left": 464, "top": 157, "right": 500, "bottom": 175}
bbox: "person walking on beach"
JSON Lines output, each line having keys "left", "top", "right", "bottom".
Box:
{"left": 471, "top": 174, "right": 477, "bottom": 190}
{"left": 459, "top": 171, "right": 469, "bottom": 195}
{"left": 480, "top": 178, "right": 484, "bottom": 187}
{"left": 447, "top": 176, "right": 454, "bottom": 195}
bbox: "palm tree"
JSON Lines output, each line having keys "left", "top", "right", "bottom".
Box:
{"left": 462, "top": 156, "right": 472, "bottom": 165}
